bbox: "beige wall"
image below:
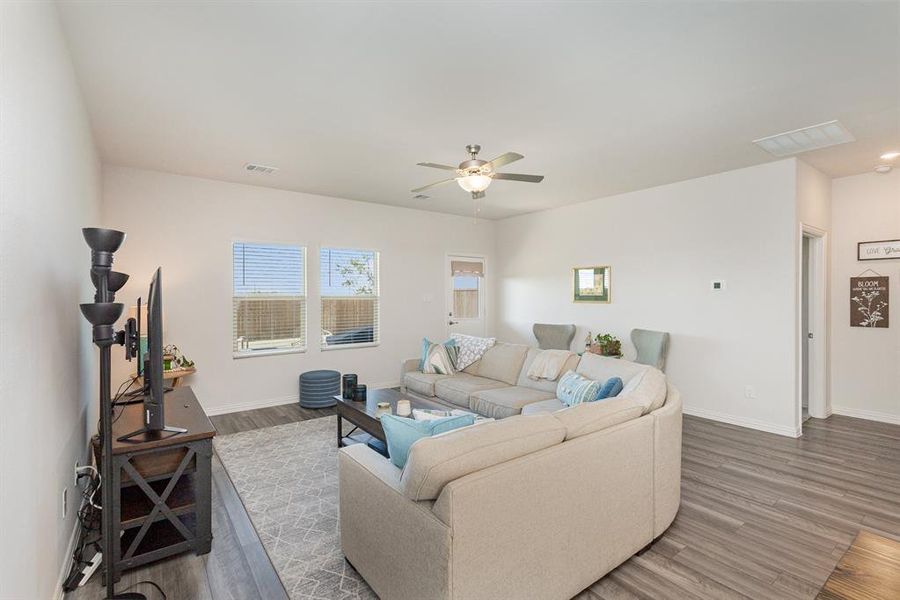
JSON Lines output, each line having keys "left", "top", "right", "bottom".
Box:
{"left": 0, "top": 3, "right": 102, "bottom": 598}
{"left": 101, "top": 166, "right": 495, "bottom": 414}
{"left": 830, "top": 169, "right": 900, "bottom": 423}
{"left": 495, "top": 160, "right": 801, "bottom": 436}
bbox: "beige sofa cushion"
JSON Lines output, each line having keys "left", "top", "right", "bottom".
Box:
{"left": 434, "top": 374, "right": 508, "bottom": 407}
{"left": 576, "top": 353, "right": 649, "bottom": 384}
{"left": 404, "top": 371, "right": 451, "bottom": 397}
{"left": 521, "top": 397, "right": 566, "bottom": 415}
{"left": 400, "top": 413, "right": 566, "bottom": 501}
{"left": 516, "top": 347, "right": 580, "bottom": 393}
{"left": 622, "top": 368, "right": 668, "bottom": 413}
{"left": 469, "top": 386, "right": 557, "bottom": 419}
{"left": 552, "top": 396, "right": 644, "bottom": 440}
{"left": 462, "top": 342, "right": 530, "bottom": 385}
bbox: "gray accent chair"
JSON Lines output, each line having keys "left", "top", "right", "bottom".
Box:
{"left": 631, "top": 328, "right": 670, "bottom": 371}
{"left": 532, "top": 323, "right": 576, "bottom": 350}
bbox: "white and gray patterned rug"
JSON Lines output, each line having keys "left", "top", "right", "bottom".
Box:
{"left": 214, "top": 416, "right": 377, "bottom": 600}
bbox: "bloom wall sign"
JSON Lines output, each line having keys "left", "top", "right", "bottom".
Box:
{"left": 858, "top": 239, "right": 900, "bottom": 261}
{"left": 850, "top": 276, "right": 889, "bottom": 328}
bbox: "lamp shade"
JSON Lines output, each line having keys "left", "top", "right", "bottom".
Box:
{"left": 457, "top": 174, "right": 492, "bottom": 193}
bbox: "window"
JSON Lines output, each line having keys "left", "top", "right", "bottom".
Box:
{"left": 320, "top": 247, "right": 379, "bottom": 348}
{"left": 452, "top": 274, "right": 480, "bottom": 319}
{"left": 232, "top": 242, "right": 306, "bottom": 356}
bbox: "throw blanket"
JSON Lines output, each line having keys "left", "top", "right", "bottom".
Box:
{"left": 527, "top": 349, "right": 576, "bottom": 381}
{"left": 451, "top": 334, "right": 496, "bottom": 370}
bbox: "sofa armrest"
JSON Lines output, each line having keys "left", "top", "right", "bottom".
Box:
{"left": 651, "top": 383, "right": 682, "bottom": 537}
{"left": 400, "top": 357, "right": 420, "bottom": 391}
{"left": 339, "top": 444, "right": 451, "bottom": 600}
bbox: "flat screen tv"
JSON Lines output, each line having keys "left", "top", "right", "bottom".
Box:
{"left": 119, "top": 267, "right": 186, "bottom": 441}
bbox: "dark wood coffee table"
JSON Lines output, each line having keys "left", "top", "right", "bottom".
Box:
{"left": 334, "top": 388, "right": 451, "bottom": 447}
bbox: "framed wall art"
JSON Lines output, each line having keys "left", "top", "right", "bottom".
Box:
{"left": 573, "top": 266, "right": 611, "bottom": 303}
{"left": 858, "top": 239, "right": 900, "bottom": 261}
{"left": 850, "top": 275, "right": 889, "bottom": 328}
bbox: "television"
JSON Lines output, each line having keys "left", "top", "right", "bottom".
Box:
{"left": 118, "top": 267, "right": 186, "bottom": 441}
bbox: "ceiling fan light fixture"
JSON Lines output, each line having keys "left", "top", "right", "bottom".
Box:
{"left": 457, "top": 174, "right": 492, "bottom": 193}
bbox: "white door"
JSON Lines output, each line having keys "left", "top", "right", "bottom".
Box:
{"left": 447, "top": 254, "right": 486, "bottom": 337}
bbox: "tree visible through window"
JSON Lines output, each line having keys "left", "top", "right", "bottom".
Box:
{"left": 320, "top": 248, "right": 379, "bottom": 347}
{"left": 233, "top": 243, "right": 306, "bottom": 354}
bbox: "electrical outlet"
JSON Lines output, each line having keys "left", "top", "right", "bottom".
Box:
{"left": 744, "top": 385, "right": 757, "bottom": 399}
{"left": 62, "top": 486, "right": 68, "bottom": 519}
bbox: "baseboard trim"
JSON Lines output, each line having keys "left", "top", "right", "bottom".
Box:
{"left": 53, "top": 510, "right": 82, "bottom": 600}
{"left": 683, "top": 406, "right": 801, "bottom": 438}
{"left": 830, "top": 406, "right": 900, "bottom": 425}
{"left": 202, "top": 381, "right": 401, "bottom": 416}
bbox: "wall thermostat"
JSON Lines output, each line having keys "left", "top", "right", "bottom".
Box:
{"left": 711, "top": 280, "right": 726, "bottom": 291}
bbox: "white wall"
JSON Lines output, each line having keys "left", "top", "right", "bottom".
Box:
{"left": 102, "top": 166, "right": 495, "bottom": 414}
{"left": 830, "top": 169, "right": 900, "bottom": 423}
{"left": 495, "top": 160, "right": 801, "bottom": 436}
{"left": 0, "top": 3, "right": 101, "bottom": 598}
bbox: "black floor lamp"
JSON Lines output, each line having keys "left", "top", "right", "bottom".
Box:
{"left": 80, "top": 227, "right": 144, "bottom": 600}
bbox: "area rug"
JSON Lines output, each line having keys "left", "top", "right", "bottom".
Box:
{"left": 214, "top": 416, "right": 377, "bottom": 600}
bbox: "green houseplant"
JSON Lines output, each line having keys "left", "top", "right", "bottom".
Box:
{"left": 591, "top": 333, "right": 622, "bottom": 357}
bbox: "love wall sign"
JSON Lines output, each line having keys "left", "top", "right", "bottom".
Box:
{"left": 850, "top": 276, "right": 889, "bottom": 328}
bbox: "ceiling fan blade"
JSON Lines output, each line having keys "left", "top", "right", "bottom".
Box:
{"left": 486, "top": 152, "right": 524, "bottom": 169}
{"left": 417, "top": 162, "right": 458, "bottom": 171}
{"left": 411, "top": 178, "right": 456, "bottom": 193}
{"left": 492, "top": 172, "right": 544, "bottom": 183}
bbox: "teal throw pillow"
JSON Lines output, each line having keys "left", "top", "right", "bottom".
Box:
{"left": 596, "top": 376, "right": 624, "bottom": 400}
{"left": 381, "top": 413, "right": 475, "bottom": 469}
{"left": 419, "top": 337, "right": 458, "bottom": 372}
{"left": 557, "top": 370, "right": 602, "bottom": 407}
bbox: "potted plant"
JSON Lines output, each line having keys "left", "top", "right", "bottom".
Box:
{"left": 590, "top": 333, "right": 622, "bottom": 358}
{"left": 163, "top": 344, "right": 195, "bottom": 371}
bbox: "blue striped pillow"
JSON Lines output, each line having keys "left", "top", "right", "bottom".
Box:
{"left": 557, "top": 370, "right": 602, "bottom": 407}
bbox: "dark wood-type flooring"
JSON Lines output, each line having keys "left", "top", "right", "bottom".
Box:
{"left": 67, "top": 407, "right": 899, "bottom": 600}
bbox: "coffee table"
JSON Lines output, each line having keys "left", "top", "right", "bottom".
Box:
{"left": 334, "top": 388, "right": 451, "bottom": 447}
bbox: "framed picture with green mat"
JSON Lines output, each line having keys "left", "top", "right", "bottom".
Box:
{"left": 573, "top": 266, "right": 611, "bottom": 303}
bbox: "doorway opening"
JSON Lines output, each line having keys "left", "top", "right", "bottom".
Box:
{"left": 799, "top": 225, "right": 827, "bottom": 434}
{"left": 447, "top": 254, "right": 486, "bottom": 338}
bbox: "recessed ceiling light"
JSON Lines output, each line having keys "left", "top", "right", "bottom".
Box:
{"left": 874, "top": 164, "right": 892, "bottom": 174}
{"left": 880, "top": 151, "right": 900, "bottom": 161}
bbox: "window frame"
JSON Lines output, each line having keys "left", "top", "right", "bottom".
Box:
{"left": 319, "top": 245, "right": 381, "bottom": 351}
{"left": 231, "top": 240, "right": 308, "bottom": 359}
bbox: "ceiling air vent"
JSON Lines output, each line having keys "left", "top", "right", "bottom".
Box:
{"left": 752, "top": 120, "right": 855, "bottom": 157}
{"left": 244, "top": 163, "right": 279, "bottom": 175}
{"left": 413, "top": 194, "right": 430, "bottom": 200}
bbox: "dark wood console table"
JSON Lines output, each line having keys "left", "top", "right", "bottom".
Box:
{"left": 98, "top": 386, "right": 216, "bottom": 582}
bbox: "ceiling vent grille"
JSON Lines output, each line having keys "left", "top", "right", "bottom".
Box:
{"left": 752, "top": 120, "right": 855, "bottom": 157}
{"left": 413, "top": 194, "right": 430, "bottom": 200}
{"left": 244, "top": 163, "right": 279, "bottom": 175}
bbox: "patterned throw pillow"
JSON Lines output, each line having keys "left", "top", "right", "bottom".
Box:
{"left": 421, "top": 338, "right": 459, "bottom": 375}
{"left": 557, "top": 370, "right": 603, "bottom": 407}
{"left": 450, "top": 333, "right": 496, "bottom": 370}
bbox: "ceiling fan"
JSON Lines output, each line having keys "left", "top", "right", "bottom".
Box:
{"left": 412, "top": 144, "right": 544, "bottom": 199}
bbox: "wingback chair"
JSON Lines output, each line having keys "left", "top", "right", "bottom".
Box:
{"left": 532, "top": 323, "right": 576, "bottom": 350}
{"left": 631, "top": 328, "right": 670, "bottom": 371}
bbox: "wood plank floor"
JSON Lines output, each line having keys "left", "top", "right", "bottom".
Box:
{"left": 67, "top": 409, "right": 899, "bottom": 600}
{"left": 817, "top": 530, "right": 900, "bottom": 599}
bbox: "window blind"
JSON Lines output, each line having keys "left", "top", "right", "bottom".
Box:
{"left": 320, "top": 247, "right": 379, "bottom": 347}
{"left": 232, "top": 243, "right": 306, "bottom": 354}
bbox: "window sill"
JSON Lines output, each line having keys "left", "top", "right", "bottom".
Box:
{"left": 233, "top": 347, "right": 306, "bottom": 359}
{"left": 320, "top": 342, "right": 380, "bottom": 351}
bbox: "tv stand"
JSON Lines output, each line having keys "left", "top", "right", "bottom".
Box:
{"left": 95, "top": 386, "right": 215, "bottom": 584}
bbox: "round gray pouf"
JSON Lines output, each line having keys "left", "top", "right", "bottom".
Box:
{"left": 299, "top": 369, "right": 340, "bottom": 408}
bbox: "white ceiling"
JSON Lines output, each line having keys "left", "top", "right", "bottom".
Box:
{"left": 58, "top": 1, "right": 900, "bottom": 219}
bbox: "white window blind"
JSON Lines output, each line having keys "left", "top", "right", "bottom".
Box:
{"left": 233, "top": 242, "right": 306, "bottom": 355}
{"left": 320, "top": 247, "right": 379, "bottom": 348}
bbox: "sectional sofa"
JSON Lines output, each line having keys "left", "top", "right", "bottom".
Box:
{"left": 339, "top": 343, "right": 682, "bottom": 600}
{"left": 401, "top": 342, "right": 668, "bottom": 419}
